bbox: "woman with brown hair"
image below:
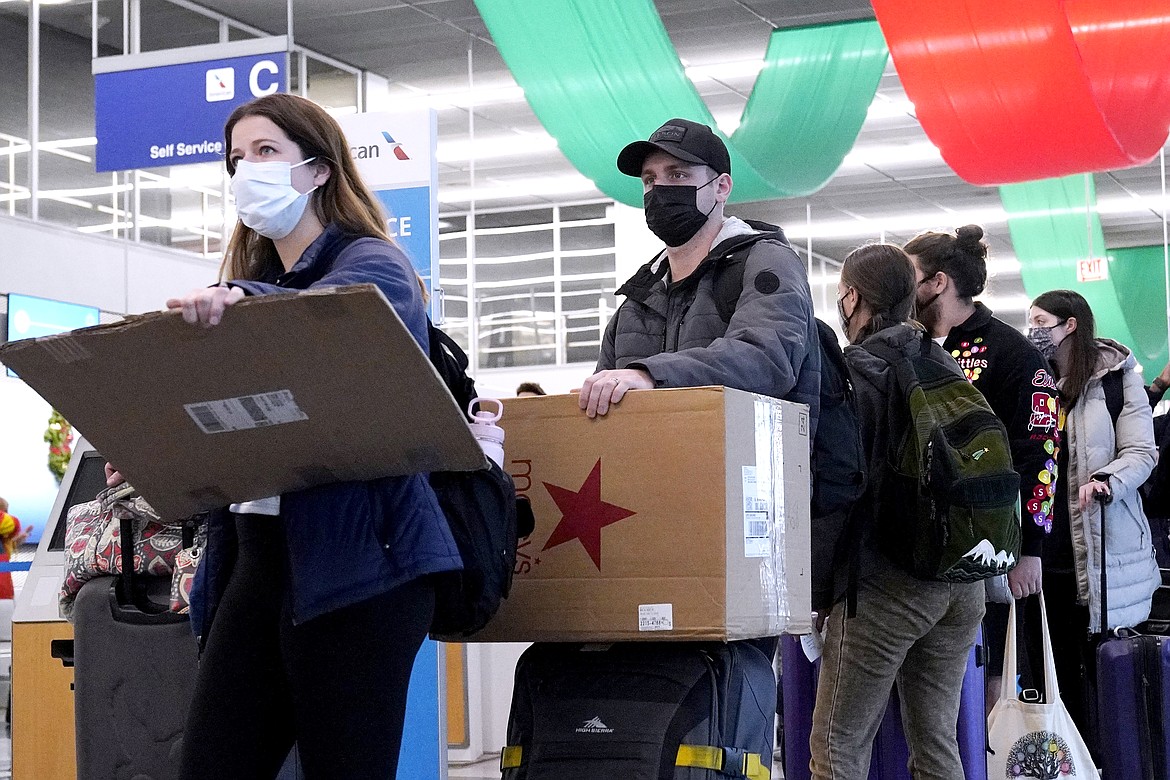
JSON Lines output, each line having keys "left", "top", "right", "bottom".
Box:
{"left": 166, "top": 93, "right": 459, "bottom": 779}
{"left": 810, "top": 243, "right": 984, "bottom": 780}
{"left": 1025, "top": 289, "right": 1158, "bottom": 748}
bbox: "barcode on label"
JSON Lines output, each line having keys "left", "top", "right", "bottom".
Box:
{"left": 743, "top": 509, "right": 771, "bottom": 558}
{"left": 745, "top": 496, "right": 770, "bottom": 512}
{"left": 238, "top": 396, "right": 269, "bottom": 426}
{"left": 187, "top": 404, "right": 227, "bottom": 434}
{"left": 638, "top": 603, "right": 673, "bottom": 632}
{"left": 184, "top": 390, "right": 307, "bottom": 434}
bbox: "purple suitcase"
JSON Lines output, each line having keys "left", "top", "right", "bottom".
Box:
{"left": 1094, "top": 493, "right": 1170, "bottom": 778}
{"left": 781, "top": 628, "right": 987, "bottom": 780}
{"left": 868, "top": 633, "right": 986, "bottom": 780}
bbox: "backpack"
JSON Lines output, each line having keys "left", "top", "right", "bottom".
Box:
{"left": 709, "top": 227, "right": 866, "bottom": 522}
{"left": 315, "top": 231, "right": 534, "bottom": 639}
{"left": 708, "top": 226, "right": 866, "bottom": 609}
{"left": 864, "top": 331, "right": 1022, "bottom": 582}
{"left": 425, "top": 326, "right": 536, "bottom": 638}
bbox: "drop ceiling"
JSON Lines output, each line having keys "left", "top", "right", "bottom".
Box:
{"left": 12, "top": 0, "right": 1170, "bottom": 322}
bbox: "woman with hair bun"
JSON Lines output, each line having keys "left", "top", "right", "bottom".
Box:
{"left": 905, "top": 225, "right": 1060, "bottom": 712}
{"left": 810, "top": 243, "right": 984, "bottom": 780}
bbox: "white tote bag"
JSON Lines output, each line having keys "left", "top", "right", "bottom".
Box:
{"left": 987, "top": 595, "right": 1100, "bottom": 779}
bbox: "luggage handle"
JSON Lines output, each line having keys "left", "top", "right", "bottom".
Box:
{"left": 112, "top": 515, "right": 186, "bottom": 625}
{"left": 1096, "top": 487, "right": 1113, "bottom": 639}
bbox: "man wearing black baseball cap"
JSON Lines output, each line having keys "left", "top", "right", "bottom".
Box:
{"left": 579, "top": 117, "right": 821, "bottom": 442}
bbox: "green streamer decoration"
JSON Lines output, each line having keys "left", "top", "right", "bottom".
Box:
{"left": 1109, "top": 245, "right": 1169, "bottom": 374}
{"left": 1000, "top": 176, "right": 1167, "bottom": 373}
{"left": 733, "top": 21, "right": 887, "bottom": 197}
{"left": 472, "top": 0, "right": 888, "bottom": 204}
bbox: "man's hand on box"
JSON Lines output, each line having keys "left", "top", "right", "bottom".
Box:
{"left": 166, "top": 285, "right": 245, "bottom": 327}
{"left": 578, "top": 369, "right": 653, "bottom": 418}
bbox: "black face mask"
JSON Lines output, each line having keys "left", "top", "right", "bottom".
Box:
{"left": 643, "top": 177, "right": 719, "bottom": 247}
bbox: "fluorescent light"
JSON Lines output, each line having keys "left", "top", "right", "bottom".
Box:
{"left": 391, "top": 85, "right": 527, "bottom": 113}
{"left": 685, "top": 60, "right": 764, "bottom": 82}
{"left": 781, "top": 192, "right": 1170, "bottom": 243}
{"left": 437, "top": 133, "right": 558, "bottom": 163}
{"left": 438, "top": 173, "right": 598, "bottom": 204}
{"left": 865, "top": 98, "right": 917, "bottom": 121}
{"left": 840, "top": 141, "right": 943, "bottom": 169}
{"left": 713, "top": 114, "right": 741, "bottom": 136}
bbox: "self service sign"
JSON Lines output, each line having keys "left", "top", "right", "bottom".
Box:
{"left": 93, "top": 37, "right": 289, "bottom": 173}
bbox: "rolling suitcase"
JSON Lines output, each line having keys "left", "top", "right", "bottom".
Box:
{"left": 501, "top": 641, "right": 775, "bottom": 779}
{"left": 72, "top": 515, "right": 201, "bottom": 780}
{"left": 868, "top": 632, "right": 986, "bottom": 780}
{"left": 1094, "top": 493, "right": 1170, "bottom": 778}
{"left": 72, "top": 513, "right": 304, "bottom": 779}
{"left": 781, "top": 628, "right": 986, "bottom": 780}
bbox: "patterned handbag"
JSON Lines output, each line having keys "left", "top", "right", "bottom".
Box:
{"left": 59, "top": 483, "right": 205, "bottom": 618}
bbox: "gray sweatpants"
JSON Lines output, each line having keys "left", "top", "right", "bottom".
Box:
{"left": 809, "top": 565, "right": 984, "bottom": 780}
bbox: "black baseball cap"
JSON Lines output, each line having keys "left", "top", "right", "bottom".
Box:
{"left": 617, "top": 118, "right": 731, "bottom": 178}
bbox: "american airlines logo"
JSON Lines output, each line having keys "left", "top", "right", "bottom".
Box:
{"left": 575, "top": 716, "right": 614, "bottom": 734}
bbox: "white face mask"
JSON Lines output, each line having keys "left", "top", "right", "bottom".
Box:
{"left": 230, "top": 157, "right": 318, "bottom": 240}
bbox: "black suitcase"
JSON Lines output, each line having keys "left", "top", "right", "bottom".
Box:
{"left": 71, "top": 514, "right": 304, "bottom": 779}
{"left": 501, "top": 641, "right": 775, "bottom": 779}
{"left": 71, "top": 515, "right": 201, "bottom": 780}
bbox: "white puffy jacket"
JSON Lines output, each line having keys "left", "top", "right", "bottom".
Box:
{"left": 1062, "top": 339, "right": 1159, "bottom": 632}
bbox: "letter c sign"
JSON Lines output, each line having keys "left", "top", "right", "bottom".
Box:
{"left": 249, "top": 60, "right": 280, "bottom": 97}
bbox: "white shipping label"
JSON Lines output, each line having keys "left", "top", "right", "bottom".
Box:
{"left": 185, "top": 390, "right": 308, "bottom": 434}
{"left": 742, "top": 465, "right": 771, "bottom": 557}
{"left": 638, "top": 603, "right": 674, "bottom": 632}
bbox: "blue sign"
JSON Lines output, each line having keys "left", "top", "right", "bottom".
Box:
{"left": 375, "top": 186, "right": 435, "bottom": 294}
{"left": 6, "top": 294, "right": 100, "bottom": 378}
{"left": 95, "top": 47, "right": 287, "bottom": 172}
{"left": 398, "top": 639, "right": 446, "bottom": 778}
{"left": 6, "top": 294, "right": 100, "bottom": 342}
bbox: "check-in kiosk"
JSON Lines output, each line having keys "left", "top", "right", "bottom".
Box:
{"left": 11, "top": 441, "right": 103, "bottom": 780}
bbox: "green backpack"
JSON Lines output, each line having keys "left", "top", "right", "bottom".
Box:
{"left": 865, "top": 330, "right": 1021, "bottom": 582}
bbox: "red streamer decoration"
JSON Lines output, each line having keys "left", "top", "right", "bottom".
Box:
{"left": 871, "top": 0, "right": 1170, "bottom": 185}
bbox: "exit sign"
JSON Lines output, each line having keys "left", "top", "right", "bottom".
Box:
{"left": 1077, "top": 257, "right": 1109, "bottom": 282}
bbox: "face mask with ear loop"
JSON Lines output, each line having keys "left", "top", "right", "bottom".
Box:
{"left": 643, "top": 175, "right": 720, "bottom": 247}
{"left": 1027, "top": 322, "right": 1065, "bottom": 360}
{"left": 837, "top": 289, "right": 855, "bottom": 336}
{"left": 231, "top": 157, "right": 319, "bottom": 240}
{"left": 917, "top": 276, "right": 943, "bottom": 313}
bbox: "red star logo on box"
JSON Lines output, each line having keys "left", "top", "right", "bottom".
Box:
{"left": 541, "top": 459, "right": 636, "bottom": 570}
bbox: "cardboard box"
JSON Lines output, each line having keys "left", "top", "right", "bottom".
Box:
{"left": 0, "top": 285, "right": 485, "bottom": 519}
{"left": 471, "top": 387, "right": 812, "bottom": 642}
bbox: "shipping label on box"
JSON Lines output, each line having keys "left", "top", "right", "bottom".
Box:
{"left": 470, "top": 386, "right": 812, "bottom": 643}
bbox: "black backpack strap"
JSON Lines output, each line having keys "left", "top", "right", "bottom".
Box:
{"left": 428, "top": 321, "right": 478, "bottom": 421}
{"left": 712, "top": 248, "right": 748, "bottom": 324}
{"left": 710, "top": 229, "right": 792, "bottom": 324}
{"left": 1103, "top": 369, "right": 1125, "bottom": 430}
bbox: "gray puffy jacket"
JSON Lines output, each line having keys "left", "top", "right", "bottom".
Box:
{"left": 596, "top": 218, "right": 821, "bottom": 428}
{"left": 1063, "top": 340, "right": 1159, "bottom": 632}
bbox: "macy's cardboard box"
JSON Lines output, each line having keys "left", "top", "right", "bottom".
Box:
{"left": 0, "top": 285, "right": 485, "bottom": 520}
{"left": 470, "top": 387, "right": 812, "bottom": 642}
